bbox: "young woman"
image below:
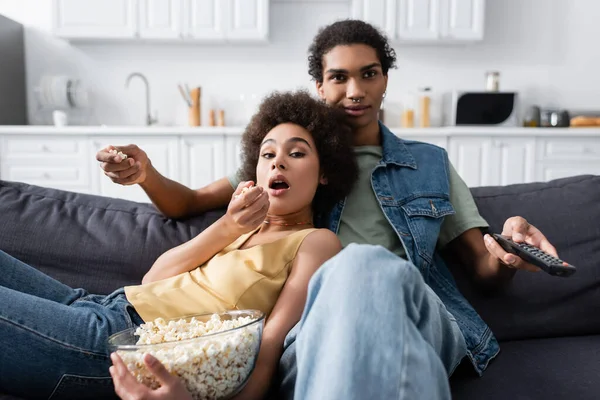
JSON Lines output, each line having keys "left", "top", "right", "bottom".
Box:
{"left": 100, "top": 20, "right": 559, "bottom": 400}
{"left": 0, "top": 91, "right": 357, "bottom": 400}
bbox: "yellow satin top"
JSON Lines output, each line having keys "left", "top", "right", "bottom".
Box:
{"left": 124, "top": 227, "right": 317, "bottom": 322}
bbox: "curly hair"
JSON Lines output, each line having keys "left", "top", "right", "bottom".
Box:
{"left": 308, "top": 19, "right": 397, "bottom": 82}
{"left": 240, "top": 90, "right": 358, "bottom": 217}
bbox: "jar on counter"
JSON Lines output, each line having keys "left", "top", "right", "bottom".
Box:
{"left": 485, "top": 71, "right": 500, "bottom": 92}
{"left": 418, "top": 87, "right": 431, "bottom": 127}
{"left": 401, "top": 94, "right": 415, "bottom": 128}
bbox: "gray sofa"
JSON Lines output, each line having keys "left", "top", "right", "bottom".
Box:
{"left": 1, "top": 174, "right": 599, "bottom": 400}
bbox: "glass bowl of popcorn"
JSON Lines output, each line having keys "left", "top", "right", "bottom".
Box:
{"left": 108, "top": 310, "right": 265, "bottom": 400}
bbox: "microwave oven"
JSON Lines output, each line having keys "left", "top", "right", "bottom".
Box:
{"left": 444, "top": 91, "right": 519, "bottom": 126}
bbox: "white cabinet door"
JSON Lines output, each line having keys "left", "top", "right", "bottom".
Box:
{"left": 397, "top": 0, "right": 440, "bottom": 41}
{"left": 351, "top": 0, "right": 397, "bottom": 39}
{"left": 440, "top": 0, "right": 484, "bottom": 40}
{"left": 52, "top": 0, "right": 137, "bottom": 39}
{"left": 185, "top": 0, "right": 227, "bottom": 40}
{"left": 486, "top": 137, "right": 535, "bottom": 186}
{"left": 91, "top": 137, "right": 180, "bottom": 203}
{"left": 449, "top": 137, "right": 491, "bottom": 187}
{"left": 225, "top": 0, "right": 269, "bottom": 41}
{"left": 535, "top": 136, "right": 600, "bottom": 182}
{"left": 181, "top": 136, "right": 226, "bottom": 189}
{"left": 226, "top": 134, "right": 243, "bottom": 178}
{"left": 449, "top": 137, "right": 535, "bottom": 187}
{"left": 139, "top": 0, "right": 183, "bottom": 39}
{"left": 1, "top": 136, "right": 92, "bottom": 193}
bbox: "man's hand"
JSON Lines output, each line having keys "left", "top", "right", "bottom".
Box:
{"left": 223, "top": 181, "right": 270, "bottom": 236}
{"left": 96, "top": 144, "right": 150, "bottom": 185}
{"left": 110, "top": 352, "right": 192, "bottom": 400}
{"left": 483, "top": 216, "right": 558, "bottom": 272}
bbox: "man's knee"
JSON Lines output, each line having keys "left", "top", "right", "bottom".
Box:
{"left": 317, "top": 243, "right": 421, "bottom": 291}
{"left": 325, "top": 243, "right": 416, "bottom": 274}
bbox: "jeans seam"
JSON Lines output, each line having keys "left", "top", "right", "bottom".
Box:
{"left": 0, "top": 315, "right": 109, "bottom": 358}
{"left": 397, "top": 307, "right": 409, "bottom": 400}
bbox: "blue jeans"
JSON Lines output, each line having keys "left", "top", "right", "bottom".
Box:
{"left": 0, "top": 250, "right": 143, "bottom": 399}
{"left": 274, "top": 244, "right": 468, "bottom": 400}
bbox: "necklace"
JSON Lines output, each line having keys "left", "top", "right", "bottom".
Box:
{"left": 263, "top": 220, "right": 313, "bottom": 226}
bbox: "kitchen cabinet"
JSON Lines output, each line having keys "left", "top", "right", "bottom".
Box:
{"left": 52, "top": 0, "right": 268, "bottom": 42}
{"left": 226, "top": 134, "right": 243, "bottom": 177}
{"left": 52, "top": 0, "right": 137, "bottom": 39}
{"left": 449, "top": 137, "right": 535, "bottom": 187}
{"left": 225, "top": 0, "right": 269, "bottom": 41}
{"left": 0, "top": 136, "right": 92, "bottom": 193}
{"left": 138, "top": 0, "right": 183, "bottom": 39}
{"left": 441, "top": 0, "right": 485, "bottom": 40}
{"left": 185, "top": 0, "right": 226, "bottom": 40}
{"left": 1, "top": 128, "right": 598, "bottom": 203}
{"left": 351, "top": 0, "right": 485, "bottom": 42}
{"left": 180, "top": 135, "right": 226, "bottom": 189}
{"left": 185, "top": 0, "right": 268, "bottom": 41}
{"left": 534, "top": 137, "right": 600, "bottom": 182}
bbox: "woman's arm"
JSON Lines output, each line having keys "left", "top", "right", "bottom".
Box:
{"left": 142, "top": 183, "right": 269, "bottom": 284}
{"left": 234, "top": 229, "right": 342, "bottom": 400}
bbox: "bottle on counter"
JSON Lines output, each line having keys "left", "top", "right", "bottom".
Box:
{"left": 217, "top": 110, "right": 225, "bottom": 126}
{"left": 418, "top": 87, "right": 431, "bottom": 128}
{"left": 208, "top": 109, "right": 216, "bottom": 127}
{"left": 401, "top": 94, "right": 415, "bottom": 128}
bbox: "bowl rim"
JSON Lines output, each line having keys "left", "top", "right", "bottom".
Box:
{"left": 108, "top": 309, "right": 265, "bottom": 351}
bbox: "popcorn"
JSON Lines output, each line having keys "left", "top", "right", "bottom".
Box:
{"left": 234, "top": 186, "right": 253, "bottom": 199}
{"left": 109, "top": 148, "right": 128, "bottom": 160}
{"left": 117, "top": 314, "right": 261, "bottom": 400}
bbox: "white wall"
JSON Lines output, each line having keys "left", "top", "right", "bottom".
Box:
{"left": 2, "top": 0, "right": 600, "bottom": 127}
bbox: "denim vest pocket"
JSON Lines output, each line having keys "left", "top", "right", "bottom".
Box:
{"left": 401, "top": 197, "right": 455, "bottom": 263}
{"left": 48, "top": 374, "right": 118, "bottom": 400}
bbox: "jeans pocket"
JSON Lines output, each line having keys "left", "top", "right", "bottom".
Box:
{"left": 48, "top": 374, "right": 118, "bottom": 400}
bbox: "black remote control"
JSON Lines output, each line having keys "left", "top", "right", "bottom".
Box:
{"left": 492, "top": 234, "right": 576, "bottom": 277}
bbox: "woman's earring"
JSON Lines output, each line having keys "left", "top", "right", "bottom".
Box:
{"left": 383, "top": 91, "right": 387, "bottom": 99}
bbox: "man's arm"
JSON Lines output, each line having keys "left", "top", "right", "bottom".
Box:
{"left": 97, "top": 144, "right": 235, "bottom": 218}
{"left": 233, "top": 229, "right": 342, "bottom": 400}
{"left": 446, "top": 217, "right": 558, "bottom": 291}
{"left": 141, "top": 171, "right": 234, "bottom": 219}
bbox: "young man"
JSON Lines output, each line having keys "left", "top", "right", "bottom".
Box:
{"left": 101, "top": 20, "right": 559, "bottom": 400}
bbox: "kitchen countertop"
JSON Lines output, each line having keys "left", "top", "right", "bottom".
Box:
{"left": 0, "top": 125, "right": 600, "bottom": 136}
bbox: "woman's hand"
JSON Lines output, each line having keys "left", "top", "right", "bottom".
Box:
{"left": 223, "top": 181, "right": 270, "bottom": 236}
{"left": 110, "top": 352, "right": 192, "bottom": 400}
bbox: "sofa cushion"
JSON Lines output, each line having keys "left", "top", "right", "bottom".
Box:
{"left": 0, "top": 180, "right": 224, "bottom": 295}
{"left": 450, "top": 175, "right": 600, "bottom": 342}
{"left": 451, "top": 335, "right": 600, "bottom": 400}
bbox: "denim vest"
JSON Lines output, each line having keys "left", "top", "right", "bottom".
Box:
{"left": 319, "top": 123, "right": 499, "bottom": 375}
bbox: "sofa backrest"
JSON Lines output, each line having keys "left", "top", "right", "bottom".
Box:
{"left": 1, "top": 175, "right": 599, "bottom": 342}
{"left": 0, "top": 180, "right": 222, "bottom": 294}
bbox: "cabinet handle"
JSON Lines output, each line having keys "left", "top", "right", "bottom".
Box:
{"left": 42, "top": 145, "right": 50, "bottom": 152}
{"left": 43, "top": 172, "right": 51, "bottom": 179}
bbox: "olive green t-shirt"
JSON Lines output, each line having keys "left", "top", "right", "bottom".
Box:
{"left": 227, "top": 146, "right": 488, "bottom": 259}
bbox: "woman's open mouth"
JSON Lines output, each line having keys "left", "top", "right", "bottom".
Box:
{"left": 268, "top": 176, "right": 290, "bottom": 196}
